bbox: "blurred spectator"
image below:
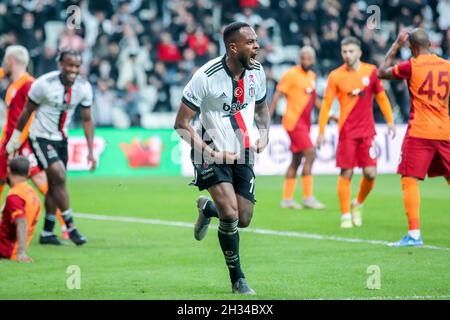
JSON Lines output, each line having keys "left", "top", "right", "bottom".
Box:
{"left": 93, "top": 79, "right": 115, "bottom": 127}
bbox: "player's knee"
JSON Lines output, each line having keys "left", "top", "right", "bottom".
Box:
{"left": 217, "top": 203, "right": 239, "bottom": 221}
{"left": 48, "top": 170, "right": 66, "bottom": 187}
{"left": 363, "top": 169, "right": 377, "bottom": 180}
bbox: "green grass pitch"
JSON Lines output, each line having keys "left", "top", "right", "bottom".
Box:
{"left": 0, "top": 175, "right": 448, "bottom": 299}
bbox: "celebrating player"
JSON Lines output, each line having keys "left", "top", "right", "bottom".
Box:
{"left": 174, "top": 22, "right": 269, "bottom": 295}
{"left": 269, "top": 46, "right": 325, "bottom": 210}
{"left": 317, "top": 37, "right": 395, "bottom": 228}
{"left": 0, "top": 45, "right": 68, "bottom": 240}
{"left": 6, "top": 49, "right": 96, "bottom": 246}
{"left": 0, "top": 157, "right": 41, "bottom": 262}
{"left": 378, "top": 28, "right": 450, "bottom": 247}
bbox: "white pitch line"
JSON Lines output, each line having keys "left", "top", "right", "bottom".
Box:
{"left": 74, "top": 212, "right": 450, "bottom": 252}
{"left": 307, "top": 295, "right": 450, "bottom": 300}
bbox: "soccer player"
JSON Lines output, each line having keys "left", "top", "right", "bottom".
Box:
{"left": 378, "top": 28, "right": 450, "bottom": 247}
{"left": 0, "top": 45, "right": 69, "bottom": 240}
{"left": 0, "top": 156, "right": 41, "bottom": 262}
{"left": 174, "top": 22, "right": 269, "bottom": 295}
{"left": 6, "top": 49, "right": 96, "bottom": 246}
{"left": 269, "top": 46, "right": 325, "bottom": 210}
{"left": 317, "top": 37, "right": 396, "bottom": 228}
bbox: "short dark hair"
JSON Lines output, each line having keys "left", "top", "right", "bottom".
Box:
{"left": 409, "top": 28, "right": 430, "bottom": 49}
{"left": 8, "top": 156, "right": 29, "bottom": 177}
{"left": 56, "top": 48, "right": 82, "bottom": 62}
{"left": 223, "top": 21, "right": 251, "bottom": 46}
{"left": 341, "top": 36, "right": 361, "bottom": 48}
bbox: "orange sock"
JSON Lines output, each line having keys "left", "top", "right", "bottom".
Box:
{"left": 36, "top": 182, "right": 66, "bottom": 228}
{"left": 0, "top": 183, "right": 5, "bottom": 202}
{"left": 337, "top": 176, "right": 351, "bottom": 214}
{"left": 401, "top": 177, "right": 420, "bottom": 230}
{"left": 302, "top": 175, "right": 313, "bottom": 199}
{"left": 356, "top": 177, "right": 375, "bottom": 204}
{"left": 283, "top": 177, "right": 297, "bottom": 200}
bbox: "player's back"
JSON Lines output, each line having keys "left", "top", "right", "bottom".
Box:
{"left": 406, "top": 54, "right": 450, "bottom": 140}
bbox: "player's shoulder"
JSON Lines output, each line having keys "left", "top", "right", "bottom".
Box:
{"left": 361, "top": 62, "right": 377, "bottom": 71}
{"left": 328, "top": 65, "right": 346, "bottom": 79}
{"left": 74, "top": 76, "right": 93, "bottom": 91}
{"left": 36, "top": 70, "right": 60, "bottom": 84}
{"left": 199, "top": 56, "right": 224, "bottom": 78}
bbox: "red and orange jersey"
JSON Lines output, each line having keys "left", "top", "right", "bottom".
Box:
{"left": 0, "top": 73, "right": 35, "bottom": 145}
{"left": 0, "top": 181, "right": 41, "bottom": 259}
{"left": 276, "top": 66, "right": 317, "bottom": 131}
{"left": 319, "top": 62, "right": 393, "bottom": 139}
{"left": 393, "top": 54, "right": 450, "bottom": 141}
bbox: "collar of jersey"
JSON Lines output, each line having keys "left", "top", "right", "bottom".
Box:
{"left": 222, "top": 54, "right": 246, "bottom": 80}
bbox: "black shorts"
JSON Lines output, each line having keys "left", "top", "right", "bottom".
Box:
{"left": 190, "top": 149, "right": 256, "bottom": 203}
{"left": 28, "top": 137, "right": 68, "bottom": 169}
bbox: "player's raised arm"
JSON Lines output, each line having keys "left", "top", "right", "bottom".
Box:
{"left": 81, "top": 107, "right": 96, "bottom": 171}
{"left": 378, "top": 29, "right": 410, "bottom": 80}
{"left": 6, "top": 98, "right": 38, "bottom": 155}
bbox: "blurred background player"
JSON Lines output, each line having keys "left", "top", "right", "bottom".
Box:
{"left": 174, "top": 22, "right": 269, "bottom": 295}
{"left": 378, "top": 28, "right": 450, "bottom": 247}
{"left": 6, "top": 49, "right": 96, "bottom": 246}
{"left": 317, "top": 37, "right": 396, "bottom": 228}
{"left": 0, "top": 45, "right": 68, "bottom": 240}
{"left": 269, "top": 46, "right": 325, "bottom": 210}
{"left": 0, "top": 156, "right": 41, "bottom": 262}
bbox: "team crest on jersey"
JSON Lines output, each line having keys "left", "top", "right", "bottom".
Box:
{"left": 362, "top": 76, "right": 370, "bottom": 87}
{"left": 234, "top": 87, "right": 243, "bottom": 98}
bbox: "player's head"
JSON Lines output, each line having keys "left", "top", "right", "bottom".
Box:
{"left": 1, "top": 45, "right": 29, "bottom": 77}
{"left": 408, "top": 28, "right": 431, "bottom": 57}
{"left": 299, "top": 46, "right": 316, "bottom": 71}
{"left": 340, "top": 36, "right": 362, "bottom": 68}
{"left": 7, "top": 156, "right": 29, "bottom": 184}
{"left": 57, "top": 49, "right": 82, "bottom": 86}
{"left": 223, "top": 21, "right": 259, "bottom": 70}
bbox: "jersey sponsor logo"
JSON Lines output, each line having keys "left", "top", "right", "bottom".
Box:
{"left": 222, "top": 102, "right": 248, "bottom": 117}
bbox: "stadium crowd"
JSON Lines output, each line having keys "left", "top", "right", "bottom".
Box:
{"left": 0, "top": 0, "right": 449, "bottom": 127}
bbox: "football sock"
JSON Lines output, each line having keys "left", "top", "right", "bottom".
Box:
{"left": 282, "top": 177, "right": 297, "bottom": 200}
{"left": 401, "top": 177, "right": 420, "bottom": 234}
{"left": 0, "top": 183, "right": 5, "bottom": 202}
{"left": 356, "top": 176, "right": 375, "bottom": 204}
{"left": 218, "top": 219, "right": 244, "bottom": 284}
{"left": 36, "top": 182, "right": 65, "bottom": 227}
{"left": 43, "top": 213, "right": 56, "bottom": 233}
{"left": 202, "top": 200, "right": 219, "bottom": 218}
{"left": 337, "top": 176, "right": 351, "bottom": 215}
{"left": 61, "top": 208, "right": 75, "bottom": 230}
{"left": 302, "top": 175, "right": 313, "bottom": 199}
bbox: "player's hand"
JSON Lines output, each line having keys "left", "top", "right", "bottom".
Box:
{"left": 387, "top": 123, "right": 396, "bottom": 139}
{"left": 395, "top": 29, "right": 410, "bottom": 47}
{"left": 5, "top": 129, "right": 22, "bottom": 155}
{"left": 251, "top": 137, "right": 269, "bottom": 154}
{"left": 213, "top": 151, "right": 240, "bottom": 164}
{"left": 316, "top": 134, "right": 326, "bottom": 149}
{"left": 87, "top": 152, "right": 96, "bottom": 172}
{"left": 16, "top": 252, "right": 33, "bottom": 263}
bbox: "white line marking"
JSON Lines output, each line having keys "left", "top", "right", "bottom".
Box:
{"left": 307, "top": 295, "right": 450, "bottom": 300}
{"left": 74, "top": 212, "right": 450, "bottom": 252}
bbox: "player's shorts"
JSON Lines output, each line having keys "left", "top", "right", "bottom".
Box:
{"left": 0, "top": 141, "right": 42, "bottom": 180}
{"left": 287, "top": 128, "right": 313, "bottom": 153}
{"left": 397, "top": 134, "right": 450, "bottom": 180}
{"left": 28, "top": 137, "right": 68, "bottom": 169}
{"left": 190, "top": 149, "right": 256, "bottom": 203}
{"left": 336, "top": 135, "right": 377, "bottom": 169}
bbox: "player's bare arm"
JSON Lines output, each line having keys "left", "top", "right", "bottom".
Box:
{"left": 268, "top": 90, "right": 284, "bottom": 117}
{"left": 174, "top": 102, "right": 239, "bottom": 162}
{"left": 378, "top": 29, "right": 410, "bottom": 80}
{"left": 15, "top": 217, "right": 32, "bottom": 263}
{"left": 5, "top": 98, "right": 38, "bottom": 155}
{"left": 81, "top": 107, "right": 96, "bottom": 171}
{"left": 253, "top": 99, "right": 270, "bottom": 153}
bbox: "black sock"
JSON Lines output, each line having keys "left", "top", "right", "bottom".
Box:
{"left": 43, "top": 214, "right": 56, "bottom": 233}
{"left": 203, "top": 200, "right": 219, "bottom": 218}
{"left": 218, "top": 219, "right": 244, "bottom": 284}
{"left": 61, "top": 208, "right": 75, "bottom": 230}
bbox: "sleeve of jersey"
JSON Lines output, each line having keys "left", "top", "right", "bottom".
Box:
{"left": 182, "top": 71, "right": 206, "bottom": 112}
{"left": 392, "top": 60, "right": 412, "bottom": 80}
{"left": 27, "top": 78, "right": 46, "bottom": 105}
{"left": 255, "top": 66, "right": 267, "bottom": 104}
{"left": 5, "top": 195, "right": 26, "bottom": 223}
{"left": 375, "top": 91, "right": 394, "bottom": 124}
{"left": 80, "top": 82, "right": 94, "bottom": 107}
{"left": 318, "top": 75, "right": 336, "bottom": 135}
{"left": 276, "top": 71, "right": 291, "bottom": 95}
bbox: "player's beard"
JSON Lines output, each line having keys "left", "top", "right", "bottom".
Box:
{"left": 238, "top": 53, "right": 254, "bottom": 70}
{"left": 301, "top": 64, "right": 312, "bottom": 72}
